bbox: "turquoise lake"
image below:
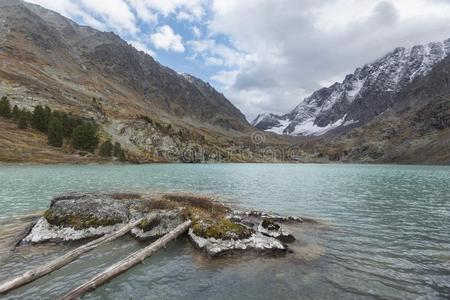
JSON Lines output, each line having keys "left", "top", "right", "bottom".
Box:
{"left": 0, "top": 164, "right": 449, "bottom": 299}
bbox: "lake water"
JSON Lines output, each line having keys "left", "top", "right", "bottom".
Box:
{"left": 0, "top": 164, "right": 449, "bottom": 299}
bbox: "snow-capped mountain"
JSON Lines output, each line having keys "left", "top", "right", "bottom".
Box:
{"left": 253, "top": 38, "right": 450, "bottom": 136}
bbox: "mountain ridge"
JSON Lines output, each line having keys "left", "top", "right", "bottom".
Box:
{"left": 253, "top": 38, "right": 450, "bottom": 136}
{"left": 0, "top": 0, "right": 251, "bottom": 133}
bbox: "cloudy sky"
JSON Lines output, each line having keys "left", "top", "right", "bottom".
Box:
{"left": 25, "top": 0, "right": 450, "bottom": 121}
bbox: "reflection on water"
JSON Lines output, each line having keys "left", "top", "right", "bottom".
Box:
{"left": 0, "top": 164, "right": 449, "bottom": 299}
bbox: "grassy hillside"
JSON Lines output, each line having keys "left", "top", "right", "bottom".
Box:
{"left": 0, "top": 118, "right": 102, "bottom": 164}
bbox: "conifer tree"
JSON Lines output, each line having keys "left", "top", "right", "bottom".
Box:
{"left": 99, "top": 140, "right": 113, "bottom": 157}
{"left": 71, "top": 123, "right": 98, "bottom": 152}
{"left": 31, "top": 105, "right": 49, "bottom": 132}
{"left": 113, "top": 142, "right": 122, "bottom": 157}
{"left": 47, "top": 116, "right": 64, "bottom": 147}
{"left": 12, "top": 105, "right": 19, "bottom": 120}
{"left": 0, "top": 96, "right": 11, "bottom": 119}
{"left": 18, "top": 114, "right": 28, "bottom": 129}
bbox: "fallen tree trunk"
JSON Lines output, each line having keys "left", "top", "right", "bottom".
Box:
{"left": 60, "top": 220, "right": 192, "bottom": 300}
{"left": 0, "top": 218, "right": 145, "bottom": 295}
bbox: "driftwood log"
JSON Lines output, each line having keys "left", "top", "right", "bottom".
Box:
{"left": 60, "top": 220, "right": 192, "bottom": 300}
{"left": 0, "top": 218, "right": 145, "bottom": 295}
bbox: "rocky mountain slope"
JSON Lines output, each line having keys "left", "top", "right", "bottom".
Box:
{"left": 254, "top": 39, "right": 450, "bottom": 136}
{"left": 301, "top": 54, "right": 450, "bottom": 164}
{"left": 0, "top": 0, "right": 257, "bottom": 162}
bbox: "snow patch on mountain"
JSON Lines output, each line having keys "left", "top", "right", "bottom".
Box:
{"left": 265, "top": 119, "right": 291, "bottom": 134}
{"left": 253, "top": 38, "right": 450, "bottom": 136}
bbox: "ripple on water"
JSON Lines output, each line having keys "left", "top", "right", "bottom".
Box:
{"left": 0, "top": 164, "right": 449, "bottom": 299}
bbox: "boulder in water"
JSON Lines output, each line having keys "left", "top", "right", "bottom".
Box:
{"left": 23, "top": 193, "right": 136, "bottom": 243}
{"left": 188, "top": 218, "right": 286, "bottom": 256}
{"left": 130, "top": 209, "right": 185, "bottom": 241}
{"left": 258, "top": 219, "right": 295, "bottom": 243}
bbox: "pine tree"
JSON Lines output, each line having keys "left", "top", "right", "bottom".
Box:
{"left": 61, "top": 112, "right": 71, "bottom": 138}
{"left": 12, "top": 105, "right": 19, "bottom": 120}
{"left": 18, "top": 114, "right": 28, "bottom": 129}
{"left": 99, "top": 140, "right": 113, "bottom": 157}
{"left": 113, "top": 142, "right": 122, "bottom": 157}
{"left": 43, "top": 105, "right": 52, "bottom": 123}
{"left": 47, "top": 116, "right": 64, "bottom": 147}
{"left": 31, "top": 105, "right": 49, "bottom": 132}
{"left": 112, "top": 142, "right": 126, "bottom": 161}
{"left": 0, "top": 96, "right": 11, "bottom": 119}
{"left": 65, "top": 114, "right": 83, "bottom": 138}
{"left": 118, "top": 149, "right": 126, "bottom": 161}
{"left": 71, "top": 123, "right": 98, "bottom": 152}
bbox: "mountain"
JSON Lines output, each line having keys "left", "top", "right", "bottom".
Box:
{"left": 0, "top": 0, "right": 250, "bottom": 132}
{"left": 0, "top": 0, "right": 258, "bottom": 162}
{"left": 301, "top": 53, "right": 450, "bottom": 164}
{"left": 253, "top": 39, "right": 450, "bottom": 136}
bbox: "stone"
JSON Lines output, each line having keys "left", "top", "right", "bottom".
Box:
{"left": 258, "top": 219, "right": 295, "bottom": 243}
{"left": 230, "top": 210, "right": 304, "bottom": 224}
{"left": 130, "top": 209, "right": 185, "bottom": 241}
{"left": 23, "top": 217, "right": 124, "bottom": 243}
{"left": 22, "top": 193, "right": 133, "bottom": 243}
{"left": 43, "top": 193, "right": 130, "bottom": 230}
{"left": 188, "top": 229, "right": 286, "bottom": 257}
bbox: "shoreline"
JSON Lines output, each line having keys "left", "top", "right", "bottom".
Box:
{"left": 1, "top": 160, "right": 449, "bottom": 167}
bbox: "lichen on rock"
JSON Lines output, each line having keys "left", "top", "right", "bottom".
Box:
{"left": 23, "top": 217, "right": 124, "bottom": 243}
{"left": 192, "top": 219, "right": 253, "bottom": 240}
{"left": 23, "top": 192, "right": 134, "bottom": 243}
{"left": 130, "top": 209, "right": 185, "bottom": 241}
{"left": 43, "top": 193, "right": 130, "bottom": 230}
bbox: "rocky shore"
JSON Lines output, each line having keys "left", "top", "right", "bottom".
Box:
{"left": 22, "top": 192, "right": 305, "bottom": 257}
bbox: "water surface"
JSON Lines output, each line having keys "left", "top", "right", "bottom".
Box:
{"left": 0, "top": 164, "right": 449, "bottom": 299}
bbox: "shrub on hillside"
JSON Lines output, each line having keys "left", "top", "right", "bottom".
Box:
{"left": 113, "top": 142, "right": 126, "bottom": 161}
{"left": 99, "top": 140, "right": 113, "bottom": 157}
{"left": 0, "top": 96, "right": 11, "bottom": 119}
{"left": 11, "top": 105, "right": 19, "bottom": 120}
{"left": 71, "top": 123, "right": 98, "bottom": 153}
{"left": 18, "top": 114, "right": 28, "bottom": 129}
{"left": 31, "top": 105, "right": 50, "bottom": 132}
{"left": 47, "top": 115, "right": 64, "bottom": 147}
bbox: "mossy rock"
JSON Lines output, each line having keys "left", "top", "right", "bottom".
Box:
{"left": 261, "top": 219, "right": 280, "bottom": 231}
{"left": 43, "top": 210, "right": 123, "bottom": 230}
{"left": 138, "top": 217, "right": 161, "bottom": 232}
{"left": 192, "top": 219, "right": 254, "bottom": 240}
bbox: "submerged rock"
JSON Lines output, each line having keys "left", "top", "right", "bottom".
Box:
{"left": 233, "top": 210, "right": 304, "bottom": 223}
{"left": 130, "top": 209, "right": 185, "bottom": 241}
{"left": 189, "top": 228, "right": 286, "bottom": 257}
{"left": 258, "top": 219, "right": 295, "bottom": 243}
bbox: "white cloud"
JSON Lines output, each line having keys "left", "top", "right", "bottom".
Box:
{"left": 78, "top": 0, "right": 138, "bottom": 34}
{"left": 188, "top": 39, "right": 250, "bottom": 67}
{"left": 191, "top": 26, "right": 202, "bottom": 38}
{"left": 136, "top": 0, "right": 205, "bottom": 21}
{"left": 211, "top": 70, "right": 238, "bottom": 86}
{"left": 26, "top": 0, "right": 138, "bottom": 34}
{"left": 24, "top": 0, "right": 450, "bottom": 120}
{"left": 150, "top": 25, "right": 185, "bottom": 52}
{"left": 129, "top": 40, "right": 156, "bottom": 57}
{"left": 208, "top": 0, "right": 450, "bottom": 119}
{"left": 125, "top": 0, "right": 158, "bottom": 23}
